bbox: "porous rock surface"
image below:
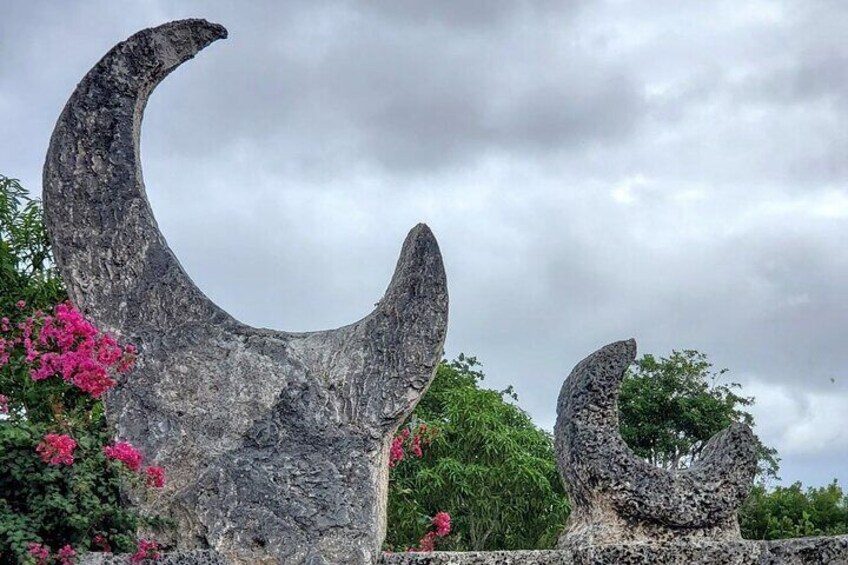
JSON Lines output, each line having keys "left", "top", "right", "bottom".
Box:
{"left": 43, "top": 19, "right": 448, "bottom": 564}
{"left": 82, "top": 536, "right": 848, "bottom": 564}
{"left": 381, "top": 537, "right": 848, "bottom": 564}
{"left": 554, "top": 339, "right": 759, "bottom": 548}
{"left": 81, "top": 550, "right": 228, "bottom": 564}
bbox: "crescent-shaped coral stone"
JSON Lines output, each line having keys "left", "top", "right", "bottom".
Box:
{"left": 42, "top": 19, "right": 448, "bottom": 564}
{"left": 556, "top": 339, "right": 757, "bottom": 543}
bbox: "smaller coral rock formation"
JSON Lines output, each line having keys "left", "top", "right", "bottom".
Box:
{"left": 554, "top": 339, "right": 758, "bottom": 548}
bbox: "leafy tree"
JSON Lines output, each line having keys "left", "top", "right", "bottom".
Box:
{"left": 619, "top": 349, "right": 780, "bottom": 480}
{"left": 0, "top": 175, "right": 65, "bottom": 311}
{"left": 740, "top": 481, "right": 848, "bottom": 539}
{"left": 385, "top": 355, "right": 570, "bottom": 551}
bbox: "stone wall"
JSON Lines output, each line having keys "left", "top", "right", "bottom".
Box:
{"left": 81, "top": 537, "right": 848, "bottom": 565}
{"left": 387, "top": 537, "right": 848, "bottom": 564}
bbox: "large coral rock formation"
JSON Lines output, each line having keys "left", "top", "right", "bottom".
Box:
{"left": 43, "top": 19, "right": 448, "bottom": 564}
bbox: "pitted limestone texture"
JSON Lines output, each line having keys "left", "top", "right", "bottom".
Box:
{"left": 380, "top": 537, "right": 848, "bottom": 564}
{"left": 85, "top": 537, "right": 848, "bottom": 564}
{"left": 554, "top": 339, "right": 759, "bottom": 548}
{"left": 43, "top": 19, "right": 448, "bottom": 565}
{"left": 382, "top": 551, "right": 574, "bottom": 565}
{"left": 81, "top": 550, "right": 228, "bottom": 564}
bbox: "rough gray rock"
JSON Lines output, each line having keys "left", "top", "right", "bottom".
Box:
{"left": 380, "top": 536, "right": 848, "bottom": 564}
{"left": 81, "top": 536, "right": 848, "bottom": 564}
{"left": 554, "top": 339, "right": 759, "bottom": 548}
{"left": 43, "top": 19, "right": 448, "bottom": 565}
{"left": 81, "top": 550, "right": 228, "bottom": 564}
{"left": 381, "top": 550, "right": 575, "bottom": 565}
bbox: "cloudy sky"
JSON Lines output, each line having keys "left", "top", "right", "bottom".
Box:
{"left": 2, "top": 1, "right": 847, "bottom": 487}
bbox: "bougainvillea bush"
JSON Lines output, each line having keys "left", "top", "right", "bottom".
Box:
{"left": 385, "top": 423, "right": 453, "bottom": 553}
{"left": 0, "top": 300, "right": 170, "bottom": 563}
{"left": 0, "top": 176, "right": 167, "bottom": 563}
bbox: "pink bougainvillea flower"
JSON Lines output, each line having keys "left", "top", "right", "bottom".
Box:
{"left": 93, "top": 533, "right": 111, "bottom": 553}
{"left": 117, "top": 343, "right": 138, "bottom": 374}
{"left": 405, "top": 510, "right": 452, "bottom": 553}
{"left": 0, "top": 393, "right": 8, "bottom": 414}
{"left": 103, "top": 441, "right": 143, "bottom": 472}
{"left": 57, "top": 544, "right": 77, "bottom": 565}
{"left": 36, "top": 433, "right": 77, "bottom": 465}
{"left": 16, "top": 300, "right": 26, "bottom": 309}
{"left": 389, "top": 435, "right": 405, "bottom": 467}
{"left": 130, "top": 539, "right": 160, "bottom": 563}
{"left": 27, "top": 542, "right": 50, "bottom": 565}
{"left": 411, "top": 434, "right": 423, "bottom": 458}
{"left": 25, "top": 302, "right": 135, "bottom": 397}
{"left": 69, "top": 358, "right": 116, "bottom": 398}
{"left": 415, "top": 531, "right": 437, "bottom": 553}
{"left": 433, "top": 511, "right": 452, "bottom": 537}
{"left": 389, "top": 424, "right": 437, "bottom": 469}
{"left": 145, "top": 466, "right": 166, "bottom": 488}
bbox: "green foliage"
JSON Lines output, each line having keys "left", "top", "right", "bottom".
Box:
{"left": 0, "top": 408, "right": 142, "bottom": 560}
{"left": 0, "top": 316, "right": 146, "bottom": 561}
{"left": 619, "top": 349, "right": 780, "bottom": 480}
{"left": 740, "top": 482, "right": 848, "bottom": 539}
{"left": 385, "top": 355, "right": 570, "bottom": 551}
{"left": 0, "top": 175, "right": 65, "bottom": 312}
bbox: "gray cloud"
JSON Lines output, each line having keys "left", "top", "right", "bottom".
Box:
{"left": 135, "top": 0, "right": 643, "bottom": 176}
{"left": 359, "top": 0, "right": 581, "bottom": 29}
{"left": 2, "top": 0, "right": 848, "bottom": 489}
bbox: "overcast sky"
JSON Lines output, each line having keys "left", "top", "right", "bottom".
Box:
{"left": 2, "top": 1, "right": 847, "bottom": 487}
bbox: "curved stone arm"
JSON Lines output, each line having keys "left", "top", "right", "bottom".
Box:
{"left": 555, "top": 339, "right": 758, "bottom": 547}
{"left": 351, "top": 223, "right": 449, "bottom": 429}
{"left": 44, "top": 19, "right": 231, "bottom": 334}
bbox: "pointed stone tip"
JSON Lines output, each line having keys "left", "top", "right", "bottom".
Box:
{"left": 172, "top": 18, "right": 228, "bottom": 45}
{"left": 172, "top": 18, "right": 227, "bottom": 36}
{"left": 728, "top": 420, "right": 755, "bottom": 437}
{"left": 395, "top": 223, "right": 444, "bottom": 282}
{"left": 146, "top": 20, "right": 227, "bottom": 58}
{"left": 407, "top": 222, "right": 436, "bottom": 242}
{"left": 193, "top": 19, "right": 228, "bottom": 40}
{"left": 379, "top": 222, "right": 447, "bottom": 315}
{"left": 398, "top": 224, "right": 442, "bottom": 269}
{"left": 603, "top": 338, "right": 637, "bottom": 362}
